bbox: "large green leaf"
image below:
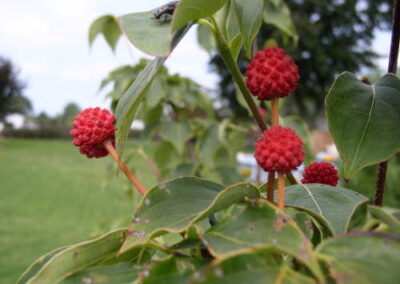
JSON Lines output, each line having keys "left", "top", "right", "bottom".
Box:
{"left": 368, "top": 205, "right": 400, "bottom": 235}
{"left": 115, "top": 25, "right": 191, "bottom": 152}
{"left": 233, "top": 0, "right": 265, "bottom": 58}
{"left": 120, "top": 12, "right": 173, "bottom": 57}
{"left": 18, "top": 229, "right": 127, "bottom": 284}
{"left": 88, "top": 15, "right": 121, "bottom": 51}
{"left": 171, "top": 0, "right": 228, "bottom": 31}
{"left": 326, "top": 73, "right": 400, "bottom": 179}
{"left": 194, "top": 253, "right": 316, "bottom": 284}
{"left": 119, "top": 179, "right": 260, "bottom": 254}
{"left": 283, "top": 184, "right": 369, "bottom": 235}
{"left": 17, "top": 247, "right": 69, "bottom": 284}
{"left": 203, "top": 201, "right": 324, "bottom": 281}
{"left": 160, "top": 121, "right": 193, "bottom": 155}
{"left": 62, "top": 263, "right": 141, "bottom": 284}
{"left": 264, "top": 0, "right": 298, "bottom": 42}
{"left": 317, "top": 232, "right": 400, "bottom": 284}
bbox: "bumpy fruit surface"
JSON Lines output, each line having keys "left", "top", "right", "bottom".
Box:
{"left": 70, "top": 107, "right": 115, "bottom": 158}
{"left": 255, "top": 126, "right": 304, "bottom": 172}
{"left": 246, "top": 47, "right": 299, "bottom": 100}
{"left": 301, "top": 162, "right": 339, "bottom": 186}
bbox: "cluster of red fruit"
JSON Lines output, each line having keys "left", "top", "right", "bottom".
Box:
{"left": 70, "top": 107, "right": 116, "bottom": 158}
{"left": 248, "top": 47, "right": 338, "bottom": 186}
{"left": 69, "top": 46, "right": 339, "bottom": 189}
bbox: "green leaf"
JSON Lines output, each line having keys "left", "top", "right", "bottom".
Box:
{"left": 225, "top": 1, "right": 239, "bottom": 42}
{"left": 317, "top": 232, "right": 400, "bottom": 284}
{"left": 196, "top": 124, "right": 220, "bottom": 168}
{"left": 62, "top": 263, "right": 141, "bottom": 284}
{"left": 197, "top": 24, "right": 214, "bottom": 53}
{"left": 142, "top": 256, "right": 208, "bottom": 284}
{"left": 160, "top": 121, "right": 193, "bottom": 155}
{"left": 368, "top": 205, "right": 400, "bottom": 235}
{"left": 326, "top": 73, "right": 400, "bottom": 179}
{"left": 88, "top": 15, "right": 121, "bottom": 51}
{"left": 283, "top": 184, "right": 369, "bottom": 235}
{"left": 120, "top": 12, "right": 174, "bottom": 57}
{"left": 115, "top": 25, "right": 191, "bottom": 152}
{"left": 282, "top": 115, "right": 313, "bottom": 165}
{"left": 233, "top": 0, "right": 265, "bottom": 58}
{"left": 264, "top": 0, "right": 298, "bottom": 43}
{"left": 18, "top": 229, "right": 127, "bottom": 284}
{"left": 194, "top": 253, "right": 316, "bottom": 284}
{"left": 203, "top": 201, "right": 323, "bottom": 281}
{"left": 171, "top": 0, "right": 228, "bottom": 32}
{"left": 17, "top": 247, "right": 69, "bottom": 284}
{"left": 154, "top": 141, "right": 179, "bottom": 173}
{"left": 119, "top": 179, "right": 260, "bottom": 254}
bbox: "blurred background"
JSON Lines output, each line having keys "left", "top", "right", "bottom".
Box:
{"left": 0, "top": 0, "right": 398, "bottom": 282}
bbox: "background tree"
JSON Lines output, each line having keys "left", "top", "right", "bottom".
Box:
{"left": 211, "top": 0, "right": 394, "bottom": 125}
{"left": 0, "top": 57, "right": 32, "bottom": 123}
{"left": 61, "top": 103, "right": 81, "bottom": 126}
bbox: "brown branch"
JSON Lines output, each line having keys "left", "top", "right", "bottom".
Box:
{"left": 374, "top": 0, "right": 400, "bottom": 206}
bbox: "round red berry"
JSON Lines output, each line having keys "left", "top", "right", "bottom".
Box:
{"left": 70, "top": 107, "right": 115, "bottom": 158}
{"left": 254, "top": 126, "right": 304, "bottom": 172}
{"left": 246, "top": 47, "right": 299, "bottom": 100}
{"left": 301, "top": 162, "right": 339, "bottom": 186}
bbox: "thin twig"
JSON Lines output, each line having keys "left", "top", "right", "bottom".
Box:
{"left": 374, "top": 0, "right": 400, "bottom": 206}
{"left": 104, "top": 140, "right": 148, "bottom": 195}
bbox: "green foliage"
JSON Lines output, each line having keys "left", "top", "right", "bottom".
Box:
{"left": 193, "top": 253, "right": 316, "bottom": 284}
{"left": 119, "top": 179, "right": 259, "bottom": 254}
{"left": 120, "top": 12, "right": 175, "bottom": 57}
{"left": 115, "top": 26, "right": 191, "bottom": 153}
{"left": 88, "top": 15, "right": 121, "bottom": 51}
{"left": 18, "top": 1, "right": 400, "bottom": 283}
{"left": 283, "top": 184, "right": 368, "bottom": 235}
{"left": 171, "top": 0, "right": 228, "bottom": 31}
{"left": 316, "top": 233, "right": 400, "bottom": 284}
{"left": 210, "top": 0, "right": 393, "bottom": 122}
{"left": 264, "top": 0, "right": 297, "bottom": 43}
{"left": 232, "top": 0, "right": 265, "bottom": 58}
{"left": 326, "top": 73, "right": 400, "bottom": 179}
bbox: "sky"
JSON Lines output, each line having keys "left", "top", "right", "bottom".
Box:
{"left": 0, "top": 0, "right": 392, "bottom": 117}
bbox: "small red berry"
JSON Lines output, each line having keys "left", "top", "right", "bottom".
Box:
{"left": 301, "top": 162, "right": 339, "bottom": 186}
{"left": 255, "top": 126, "right": 304, "bottom": 172}
{"left": 70, "top": 107, "right": 115, "bottom": 158}
{"left": 246, "top": 47, "right": 299, "bottom": 101}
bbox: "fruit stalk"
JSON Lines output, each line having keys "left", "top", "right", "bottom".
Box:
{"left": 374, "top": 0, "right": 400, "bottom": 206}
{"left": 271, "top": 98, "right": 279, "bottom": 126}
{"left": 267, "top": 171, "right": 275, "bottom": 203}
{"left": 277, "top": 172, "right": 286, "bottom": 210}
{"left": 104, "top": 140, "right": 148, "bottom": 195}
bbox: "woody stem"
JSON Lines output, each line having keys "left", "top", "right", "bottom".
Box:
{"left": 103, "top": 140, "right": 148, "bottom": 196}
{"left": 277, "top": 172, "right": 286, "bottom": 211}
{"left": 267, "top": 171, "right": 275, "bottom": 203}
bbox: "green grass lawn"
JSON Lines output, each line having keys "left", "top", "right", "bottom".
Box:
{"left": 0, "top": 139, "right": 136, "bottom": 283}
